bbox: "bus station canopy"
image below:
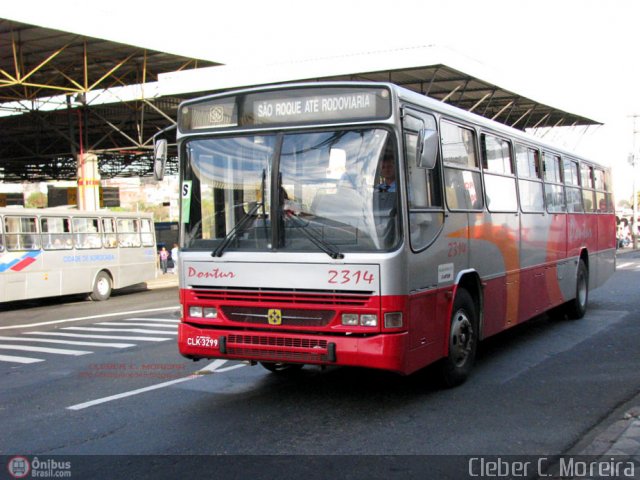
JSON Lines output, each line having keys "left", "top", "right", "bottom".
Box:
{"left": 0, "top": 19, "right": 600, "bottom": 182}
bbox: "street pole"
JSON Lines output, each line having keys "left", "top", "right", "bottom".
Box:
{"left": 633, "top": 116, "right": 639, "bottom": 249}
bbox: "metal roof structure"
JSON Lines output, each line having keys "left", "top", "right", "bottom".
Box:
{"left": 0, "top": 20, "right": 600, "bottom": 183}
{"left": 0, "top": 19, "right": 217, "bottom": 182}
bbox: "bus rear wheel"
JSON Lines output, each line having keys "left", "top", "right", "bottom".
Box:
{"left": 259, "top": 362, "right": 304, "bottom": 374}
{"left": 90, "top": 271, "right": 112, "bottom": 301}
{"left": 565, "top": 259, "right": 588, "bottom": 320}
{"left": 440, "top": 288, "right": 478, "bottom": 387}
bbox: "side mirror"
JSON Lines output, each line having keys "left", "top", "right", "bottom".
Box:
{"left": 153, "top": 139, "right": 168, "bottom": 181}
{"left": 416, "top": 128, "right": 438, "bottom": 169}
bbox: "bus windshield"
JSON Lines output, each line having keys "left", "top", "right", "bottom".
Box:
{"left": 184, "top": 128, "right": 400, "bottom": 253}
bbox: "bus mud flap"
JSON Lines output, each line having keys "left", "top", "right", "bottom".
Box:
{"left": 328, "top": 342, "right": 336, "bottom": 362}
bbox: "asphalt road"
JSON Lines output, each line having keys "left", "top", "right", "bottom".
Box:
{"left": 1, "top": 253, "right": 639, "bottom": 479}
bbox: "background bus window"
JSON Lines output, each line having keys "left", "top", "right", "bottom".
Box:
{"left": 41, "top": 216, "right": 72, "bottom": 250}
{"left": 102, "top": 218, "right": 117, "bottom": 248}
{"left": 5, "top": 216, "right": 39, "bottom": 251}
{"left": 73, "top": 217, "right": 101, "bottom": 249}
{"left": 140, "top": 218, "right": 155, "bottom": 247}
{"left": 481, "top": 134, "right": 517, "bottom": 212}
{"left": 515, "top": 144, "right": 544, "bottom": 213}
{"left": 117, "top": 218, "right": 141, "bottom": 247}
{"left": 441, "top": 121, "right": 482, "bottom": 210}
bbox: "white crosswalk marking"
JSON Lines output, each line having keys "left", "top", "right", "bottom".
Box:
{"left": 0, "top": 315, "right": 178, "bottom": 366}
{"left": 0, "top": 344, "right": 91, "bottom": 355}
{"left": 25, "top": 332, "right": 172, "bottom": 342}
{"left": 96, "top": 322, "right": 177, "bottom": 328}
{"left": 0, "top": 336, "right": 135, "bottom": 348}
{"left": 0, "top": 354, "right": 44, "bottom": 364}
{"left": 62, "top": 327, "right": 177, "bottom": 335}
{"left": 127, "top": 318, "right": 180, "bottom": 323}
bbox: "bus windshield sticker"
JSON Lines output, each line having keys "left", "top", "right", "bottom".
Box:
{"left": 438, "top": 263, "right": 454, "bottom": 284}
{"left": 181, "top": 180, "right": 192, "bottom": 224}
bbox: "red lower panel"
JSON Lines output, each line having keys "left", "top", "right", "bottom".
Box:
{"left": 178, "top": 322, "right": 410, "bottom": 373}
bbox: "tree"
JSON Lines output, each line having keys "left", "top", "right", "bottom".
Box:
{"left": 26, "top": 192, "right": 47, "bottom": 208}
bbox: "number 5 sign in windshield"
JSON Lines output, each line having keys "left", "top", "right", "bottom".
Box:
{"left": 181, "top": 180, "right": 192, "bottom": 223}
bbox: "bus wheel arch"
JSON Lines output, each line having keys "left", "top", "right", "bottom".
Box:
{"left": 90, "top": 270, "right": 113, "bottom": 301}
{"left": 440, "top": 273, "right": 481, "bottom": 387}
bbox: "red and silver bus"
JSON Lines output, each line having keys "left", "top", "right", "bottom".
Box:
{"left": 155, "top": 82, "right": 615, "bottom": 385}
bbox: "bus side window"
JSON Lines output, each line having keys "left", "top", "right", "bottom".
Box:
{"left": 441, "top": 120, "right": 483, "bottom": 211}
{"left": 73, "top": 217, "right": 101, "bottom": 249}
{"left": 41, "top": 217, "right": 73, "bottom": 250}
{"left": 5, "top": 216, "right": 39, "bottom": 251}
{"left": 140, "top": 218, "right": 155, "bottom": 247}
{"left": 102, "top": 218, "right": 117, "bottom": 248}
{"left": 117, "top": 218, "right": 141, "bottom": 247}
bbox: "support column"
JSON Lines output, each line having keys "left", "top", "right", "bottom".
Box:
{"left": 77, "top": 153, "right": 101, "bottom": 211}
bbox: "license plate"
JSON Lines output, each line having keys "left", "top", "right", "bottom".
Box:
{"left": 186, "top": 336, "right": 219, "bottom": 349}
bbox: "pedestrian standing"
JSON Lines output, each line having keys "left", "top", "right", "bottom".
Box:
{"left": 159, "top": 246, "right": 169, "bottom": 274}
{"left": 171, "top": 243, "right": 179, "bottom": 274}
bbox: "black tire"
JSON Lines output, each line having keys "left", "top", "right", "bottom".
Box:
{"left": 440, "top": 289, "right": 478, "bottom": 387}
{"left": 259, "top": 362, "right": 304, "bottom": 374}
{"left": 90, "top": 271, "right": 112, "bottom": 301}
{"left": 565, "top": 259, "right": 588, "bottom": 320}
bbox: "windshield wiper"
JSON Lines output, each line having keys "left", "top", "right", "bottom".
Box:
{"left": 211, "top": 201, "right": 263, "bottom": 257}
{"left": 284, "top": 211, "right": 344, "bottom": 259}
{"left": 212, "top": 170, "right": 266, "bottom": 257}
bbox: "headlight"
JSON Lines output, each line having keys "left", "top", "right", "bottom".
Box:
{"left": 203, "top": 307, "right": 218, "bottom": 319}
{"left": 384, "top": 312, "right": 403, "bottom": 328}
{"left": 189, "top": 306, "right": 203, "bottom": 318}
{"left": 359, "top": 314, "right": 378, "bottom": 327}
{"left": 341, "top": 313, "right": 358, "bottom": 326}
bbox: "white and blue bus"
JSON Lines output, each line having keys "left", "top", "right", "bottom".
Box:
{"left": 0, "top": 208, "right": 157, "bottom": 302}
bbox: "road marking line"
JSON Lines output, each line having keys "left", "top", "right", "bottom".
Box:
{"left": 67, "top": 359, "right": 234, "bottom": 411}
{"left": 96, "top": 322, "right": 177, "bottom": 328}
{"left": 62, "top": 327, "right": 177, "bottom": 335}
{"left": 0, "top": 354, "right": 44, "bottom": 364}
{"left": 0, "top": 336, "right": 135, "bottom": 348}
{"left": 25, "top": 332, "right": 172, "bottom": 342}
{"left": 0, "top": 344, "right": 92, "bottom": 355}
{"left": 127, "top": 318, "right": 180, "bottom": 323}
{"left": 67, "top": 377, "right": 196, "bottom": 411}
{"left": 0, "top": 306, "right": 180, "bottom": 331}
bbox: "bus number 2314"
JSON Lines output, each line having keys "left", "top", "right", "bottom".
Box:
{"left": 328, "top": 269, "right": 375, "bottom": 285}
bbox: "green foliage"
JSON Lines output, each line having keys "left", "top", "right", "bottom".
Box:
{"left": 26, "top": 192, "right": 47, "bottom": 208}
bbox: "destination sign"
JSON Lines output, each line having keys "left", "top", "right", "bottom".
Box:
{"left": 179, "top": 86, "right": 391, "bottom": 132}
{"left": 250, "top": 90, "right": 385, "bottom": 124}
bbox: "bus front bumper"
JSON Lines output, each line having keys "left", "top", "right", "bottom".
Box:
{"left": 178, "top": 322, "right": 408, "bottom": 373}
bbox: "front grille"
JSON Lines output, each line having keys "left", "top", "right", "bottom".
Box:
{"left": 220, "top": 306, "right": 333, "bottom": 326}
{"left": 228, "top": 334, "right": 328, "bottom": 349}
{"left": 226, "top": 334, "right": 331, "bottom": 362}
{"left": 192, "top": 287, "right": 372, "bottom": 307}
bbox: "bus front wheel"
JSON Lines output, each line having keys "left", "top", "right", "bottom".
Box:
{"left": 440, "top": 288, "right": 478, "bottom": 388}
{"left": 90, "top": 271, "right": 113, "bottom": 301}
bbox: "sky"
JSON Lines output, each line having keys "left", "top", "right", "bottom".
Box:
{"left": 4, "top": 0, "right": 640, "bottom": 201}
